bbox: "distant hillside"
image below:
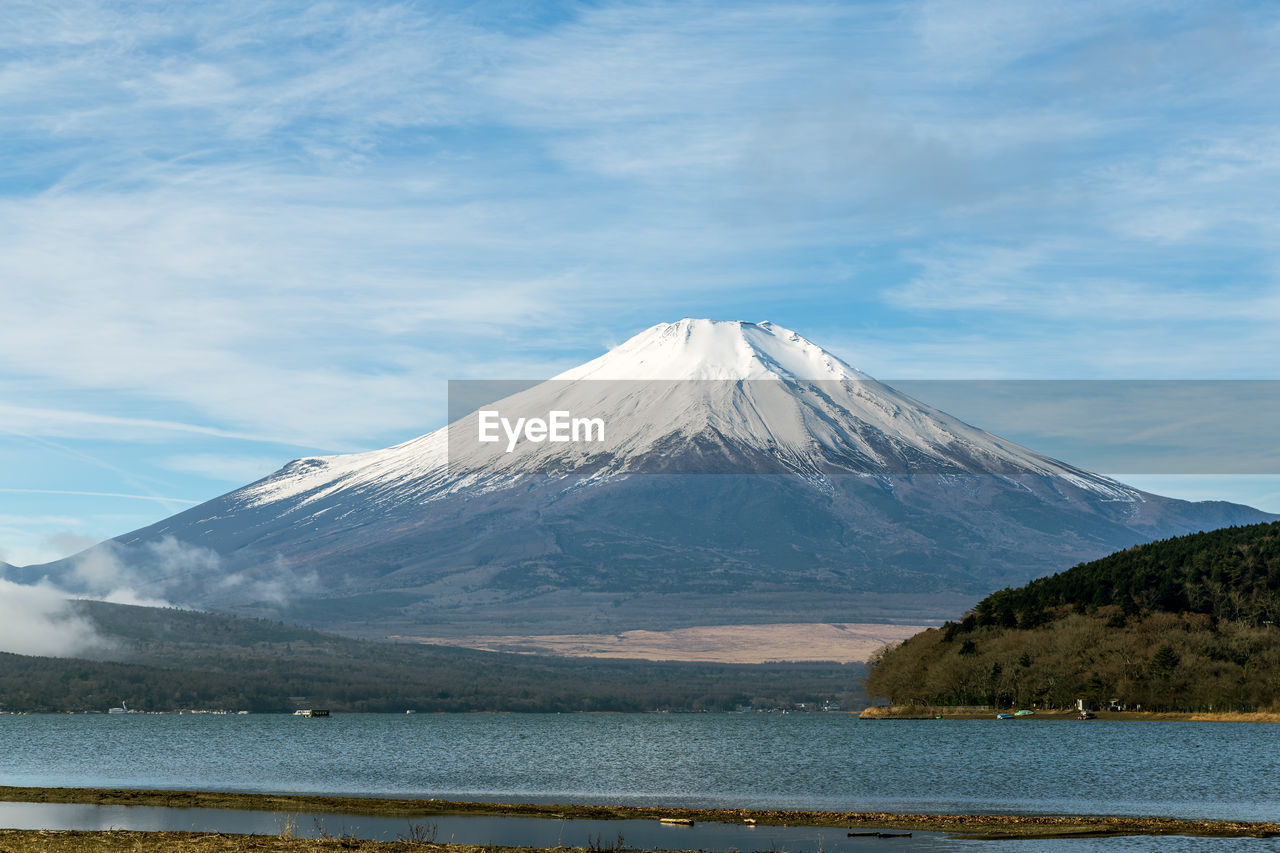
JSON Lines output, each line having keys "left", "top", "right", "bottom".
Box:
{"left": 0, "top": 601, "right": 865, "bottom": 713}
{"left": 866, "top": 522, "right": 1280, "bottom": 712}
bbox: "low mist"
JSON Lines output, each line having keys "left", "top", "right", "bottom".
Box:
{"left": 0, "top": 534, "right": 218, "bottom": 657}
{"left": 0, "top": 577, "right": 102, "bottom": 657}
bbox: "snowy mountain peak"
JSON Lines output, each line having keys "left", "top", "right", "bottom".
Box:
{"left": 556, "top": 319, "right": 868, "bottom": 381}
{"left": 233, "top": 319, "right": 1140, "bottom": 513}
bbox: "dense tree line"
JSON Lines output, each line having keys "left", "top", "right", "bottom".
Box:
{"left": 966, "top": 521, "right": 1280, "bottom": 632}
{"left": 866, "top": 522, "right": 1280, "bottom": 712}
{"left": 0, "top": 602, "right": 865, "bottom": 713}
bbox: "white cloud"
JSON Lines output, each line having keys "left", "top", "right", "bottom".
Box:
{"left": 0, "top": 404, "right": 278, "bottom": 442}
{"left": 0, "top": 531, "right": 211, "bottom": 656}
{"left": 0, "top": 489, "right": 199, "bottom": 505}
{"left": 0, "top": 578, "right": 102, "bottom": 657}
{"left": 0, "top": 531, "right": 225, "bottom": 657}
{"left": 43, "top": 531, "right": 98, "bottom": 557}
{"left": 59, "top": 536, "right": 212, "bottom": 608}
{"left": 216, "top": 555, "right": 318, "bottom": 606}
{"left": 143, "top": 536, "right": 220, "bottom": 581}
{"left": 882, "top": 241, "right": 1280, "bottom": 337}
{"left": 95, "top": 587, "right": 172, "bottom": 608}
{"left": 3, "top": 0, "right": 1280, "bottom": 528}
{"left": 69, "top": 541, "right": 142, "bottom": 595}
{"left": 0, "top": 519, "right": 97, "bottom": 568}
{"left": 163, "top": 454, "right": 286, "bottom": 483}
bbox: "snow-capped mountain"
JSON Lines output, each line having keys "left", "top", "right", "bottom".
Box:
{"left": 238, "top": 319, "right": 1130, "bottom": 505}
{"left": 25, "top": 320, "right": 1276, "bottom": 636}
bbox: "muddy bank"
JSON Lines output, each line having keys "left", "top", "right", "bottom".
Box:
{"left": 0, "top": 830, "right": 562, "bottom": 852}
{"left": 1, "top": 787, "right": 1278, "bottom": 839}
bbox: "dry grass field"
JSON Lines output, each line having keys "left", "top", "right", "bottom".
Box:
{"left": 0, "top": 831, "right": 566, "bottom": 852}
{"left": 399, "top": 622, "right": 930, "bottom": 663}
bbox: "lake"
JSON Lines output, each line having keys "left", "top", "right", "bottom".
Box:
{"left": 2, "top": 713, "right": 1279, "bottom": 849}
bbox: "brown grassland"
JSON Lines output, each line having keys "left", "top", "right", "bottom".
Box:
{"left": 1, "top": 832, "right": 538, "bottom": 852}
{"left": 396, "top": 622, "right": 929, "bottom": 664}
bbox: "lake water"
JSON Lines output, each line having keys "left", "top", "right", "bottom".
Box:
{"left": 2, "top": 713, "right": 1280, "bottom": 850}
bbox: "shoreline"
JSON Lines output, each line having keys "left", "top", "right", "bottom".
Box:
{"left": 858, "top": 706, "right": 1280, "bottom": 723}
{"left": 1, "top": 786, "right": 1278, "bottom": 840}
{"left": 4, "top": 833, "right": 589, "bottom": 852}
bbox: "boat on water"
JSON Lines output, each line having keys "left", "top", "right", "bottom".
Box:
{"left": 996, "top": 713, "right": 1014, "bottom": 719}
{"left": 293, "top": 709, "right": 330, "bottom": 717}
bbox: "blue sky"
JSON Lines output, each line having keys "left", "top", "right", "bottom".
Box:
{"left": 3, "top": 0, "right": 1280, "bottom": 567}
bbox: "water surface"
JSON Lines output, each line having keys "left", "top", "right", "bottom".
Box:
{"left": 2, "top": 713, "right": 1278, "bottom": 823}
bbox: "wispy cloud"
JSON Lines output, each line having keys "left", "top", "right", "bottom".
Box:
{"left": 215, "top": 554, "right": 319, "bottom": 607}
{"left": 161, "top": 454, "right": 287, "bottom": 484}
{"left": 2, "top": 0, "right": 1280, "bottom": 554}
{"left": 885, "top": 243, "right": 1280, "bottom": 325}
{"left": 0, "top": 405, "right": 273, "bottom": 441}
{"left": 43, "top": 535, "right": 204, "bottom": 607}
{"left": 0, "top": 488, "right": 199, "bottom": 504}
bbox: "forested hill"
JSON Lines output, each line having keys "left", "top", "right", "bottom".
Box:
{"left": 866, "top": 522, "right": 1280, "bottom": 712}
{"left": 968, "top": 521, "right": 1280, "bottom": 631}
{"left": 0, "top": 601, "right": 865, "bottom": 713}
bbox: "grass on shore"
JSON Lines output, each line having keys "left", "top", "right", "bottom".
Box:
{"left": 0, "top": 830, "right": 571, "bottom": 853}
{"left": 859, "top": 706, "right": 1280, "bottom": 722}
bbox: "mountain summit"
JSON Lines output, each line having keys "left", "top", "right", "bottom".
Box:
{"left": 27, "top": 320, "right": 1276, "bottom": 636}
{"left": 244, "top": 319, "right": 1130, "bottom": 502}
{"left": 555, "top": 319, "right": 866, "bottom": 381}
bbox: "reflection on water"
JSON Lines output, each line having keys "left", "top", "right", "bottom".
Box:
{"left": 0, "top": 801, "right": 957, "bottom": 851}
{"left": 1, "top": 802, "right": 1278, "bottom": 853}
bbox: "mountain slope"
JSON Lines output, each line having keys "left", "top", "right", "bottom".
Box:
{"left": 0, "top": 600, "right": 863, "bottom": 712}
{"left": 23, "top": 320, "right": 1275, "bottom": 636}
